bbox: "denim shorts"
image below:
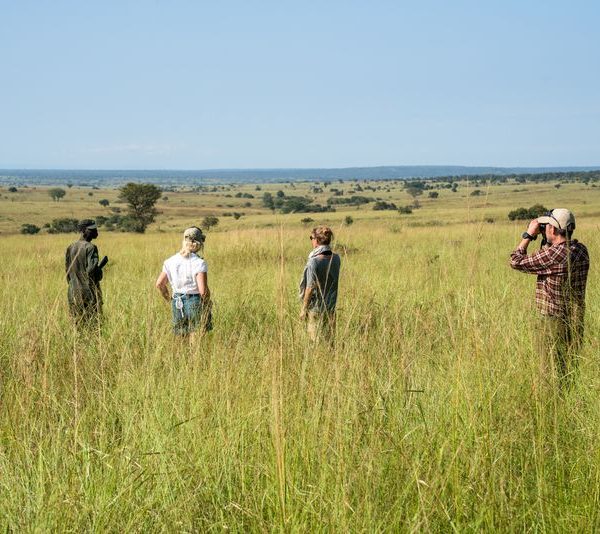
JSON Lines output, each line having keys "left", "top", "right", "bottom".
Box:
{"left": 172, "top": 293, "right": 210, "bottom": 335}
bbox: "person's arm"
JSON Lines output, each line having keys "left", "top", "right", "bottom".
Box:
{"left": 300, "top": 285, "right": 314, "bottom": 320}
{"left": 86, "top": 244, "right": 102, "bottom": 281}
{"left": 300, "top": 259, "right": 318, "bottom": 319}
{"left": 510, "top": 219, "right": 557, "bottom": 274}
{"left": 155, "top": 271, "right": 171, "bottom": 302}
{"left": 65, "top": 247, "right": 71, "bottom": 281}
{"left": 195, "top": 272, "right": 210, "bottom": 301}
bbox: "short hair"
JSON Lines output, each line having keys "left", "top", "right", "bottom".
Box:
{"left": 312, "top": 226, "right": 333, "bottom": 245}
{"left": 555, "top": 227, "right": 574, "bottom": 239}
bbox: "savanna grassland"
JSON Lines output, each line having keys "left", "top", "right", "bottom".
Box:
{"left": 1, "top": 178, "right": 600, "bottom": 531}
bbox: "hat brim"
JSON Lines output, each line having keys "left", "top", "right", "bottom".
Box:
{"left": 536, "top": 216, "right": 559, "bottom": 228}
{"left": 85, "top": 224, "right": 98, "bottom": 230}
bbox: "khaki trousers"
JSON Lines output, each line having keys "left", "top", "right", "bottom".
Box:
{"left": 307, "top": 311, "right": 336, "bottom": 345}
{"left": 534, "top": 313, "right": 583, "bottom": 386}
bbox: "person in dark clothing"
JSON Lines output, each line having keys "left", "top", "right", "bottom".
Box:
{"left": 299, "top": 225, "right": 341, "bottom": 342}
{"left": 65, "top": 219, "right": 108, "bottom": 325}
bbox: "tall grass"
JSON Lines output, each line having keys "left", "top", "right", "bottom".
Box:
{"left": 0, "top": 218, "right": 599, "bottom": 531}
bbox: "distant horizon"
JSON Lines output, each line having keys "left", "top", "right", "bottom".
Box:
{"left": 2, "top": 164, "right": 600, "bottom": 173}
{"left": 2, "top": 164, "right": 600, "bottom": 187}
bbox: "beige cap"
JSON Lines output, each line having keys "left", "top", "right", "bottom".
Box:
{"left": 537, "top": 208, "right": 576, "bottom": 231}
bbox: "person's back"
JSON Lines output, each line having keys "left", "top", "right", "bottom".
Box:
{"left": 305, "top": 251, "right": 341, "bottom": 312}
{"left": 299, "top": 225, "right": 341, "bottom": 343}
{"left": 65, "top": 219, "right": 106, "bottom": 323}
{"left": 66, "top": 240, "right": 101, "bottom": 303}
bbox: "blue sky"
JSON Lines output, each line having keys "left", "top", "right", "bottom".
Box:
{"left": 0, "top": 0, "right": 598, "bottom": 169}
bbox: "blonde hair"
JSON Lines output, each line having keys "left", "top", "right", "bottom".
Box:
{"left": 312, "top": 225, "right": 334, "bottom": 245}
{"left": 180, "top": 239, "right": 202, "bottom": 258}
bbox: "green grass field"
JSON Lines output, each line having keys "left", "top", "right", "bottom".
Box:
{"left": 1, "top": 179, "right": 599, "bottom": 531}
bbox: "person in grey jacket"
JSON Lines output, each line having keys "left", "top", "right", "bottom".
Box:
{"left": 299, "top": 225, "right": 341, "bottom": 342}
{"left": 65, "top": 219, "right": 108, "bottom": 326}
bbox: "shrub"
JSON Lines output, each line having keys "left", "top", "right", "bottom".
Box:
{"left": 8, "top": 187, "right": 18, "bottom": 193}
{"left": 508, "top": 204, "right": 548, "bottom": 221}
{"left": 398, "top": 206, "right": 413, "bottom": 214}
{"left": 20, "top": 224, "right": 41, "bottom": 235}
{"left": 327, "top": 196, "right": 374, "bottom": 206}
{"left": 116, "top": 216, "right": 146, "bottom": 233}
{"left": 262, "top": 192, "right": 274, "bottom": 209}
{"left": 344, "top": 216, "right": 354, "bottom": 225}
{"left": 470, "top": 189, "right": 483, "bottom": 196}
{"left": 98, "top": 199, "right": 110, "bottom": 207}
{"left": 301, "top": 217, "right": 315, "bottom": 225}
{"left": 48, "top": 218, "right": 79, "bottom": 233}
{"left": 428, "top": 191, "right": 439, "bottom": 199}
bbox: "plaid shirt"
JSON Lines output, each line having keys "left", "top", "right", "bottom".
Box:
{"left": 510, "top": 240, "right": 589, "bottom": 317}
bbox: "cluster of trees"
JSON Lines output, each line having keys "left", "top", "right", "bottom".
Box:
{"left": 21, "top": 183, "right": 164, "bottom": 235}
{"left": 408, "top": 170, "right": 600, "bottom": 187}
{"left": 262, "top": 192, "right": 334, "bottom": 213}
{"left": 508, "top": 204, "right": 548, "bottom": 221}
{"left": 372, "top": 201, "right": 417, "bottom": 214}
{"left": 327, "top": 196, "right": 374, "bottom": 206}
{"left": 21, "top": 218, "right": 78, "bottom": 234}
{"left": 222, "top": 212, "right": 244, "bottom": 219}
{"left": 372, "top": 201, "right": 397, "bottom": 211}
{"left": 47, "top": 218, "right": 79, "bottom": 233}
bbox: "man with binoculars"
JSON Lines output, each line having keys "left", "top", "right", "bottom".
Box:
{"left": 510, "top": 208, "right": 589, "bottom": 387}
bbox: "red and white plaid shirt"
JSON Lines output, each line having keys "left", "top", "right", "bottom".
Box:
{"left": 510, "top": 240, "right": 589, "bottom": 317}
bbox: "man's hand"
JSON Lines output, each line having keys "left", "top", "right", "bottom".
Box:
{"left": 526, "top": 219, "right": 541, "bottom": 237}
{"left": 299, "top": 309, "right": 307, "bottom": 321}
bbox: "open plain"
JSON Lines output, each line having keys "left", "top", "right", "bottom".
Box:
{"left": 1, "top": 177, "right": 600, "bottom": 531}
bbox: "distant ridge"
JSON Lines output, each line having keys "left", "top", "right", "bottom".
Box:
{"left": 1, "top": 165, "right": 599, "bottom": 186}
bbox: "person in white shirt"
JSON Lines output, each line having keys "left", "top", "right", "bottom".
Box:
{"left": 155, "top": 226, "right": 212, "bottom": 337}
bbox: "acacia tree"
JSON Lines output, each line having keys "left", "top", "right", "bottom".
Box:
{"left": 48, "top": 188, "right": 66, "bottom": 201}
{"left": 118, "top": 183, "right": 162, "bottom": 233}
{"left": 202, "top": 215, "right": 219, "bottom": 231}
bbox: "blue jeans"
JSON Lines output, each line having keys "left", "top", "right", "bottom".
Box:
{"left": 171, "top": 293, "right": 210, "bottom": 335}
